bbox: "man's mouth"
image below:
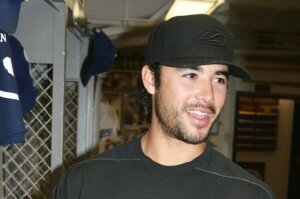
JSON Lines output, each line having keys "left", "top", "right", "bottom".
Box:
{"left": 186, "top": 108, "right": 214, "bottom": 126}
{"left": 183, "top": 102, "right": 216, "bottom": 126}
{"left": 188, "top": 110, "right": 212, "bottom": 119}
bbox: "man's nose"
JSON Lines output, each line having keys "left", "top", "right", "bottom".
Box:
{"left": 194, "top": 79, "right": 214, "bottom": 102}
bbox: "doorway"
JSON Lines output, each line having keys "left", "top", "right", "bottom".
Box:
{"left": 232, "top": 92, "right": 300, "bottom": 199}
{"left": 288, "top": 101, "right": 300, "bottom": 199}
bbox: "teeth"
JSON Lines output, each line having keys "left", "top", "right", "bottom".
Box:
{"left": 189, "top": 111, "right": 209, "bottom": 116}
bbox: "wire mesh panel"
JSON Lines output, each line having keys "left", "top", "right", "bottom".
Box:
{"left": 2, "top": 63, "right": 53, "bottom": 199}
{"left": 63, "top": 81, "right": 78, "bottom": 169}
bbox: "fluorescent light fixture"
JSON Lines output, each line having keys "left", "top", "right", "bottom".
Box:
{"left": 73, "top": 0, "right": 87, "bottom": 28}
{"left": 165, "top": 0, "right": 224, "bottom": 20}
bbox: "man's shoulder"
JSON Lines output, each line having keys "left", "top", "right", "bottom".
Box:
{"left": 51, "top": 139, "right": 142, "bottom": 198}
{"left": 97, "top": 137, "right": 140, "bottom": 159}
{"left": 201, "top": 147, "right": 275, "bottom": 198}
{"left": 208, "top": 148, "right": 260, "bottom": 181}
{"left": 69, "top": 138, "right": 140, "bottom": 173}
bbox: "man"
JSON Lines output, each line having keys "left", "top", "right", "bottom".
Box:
{"left": 52, "top": 14, "right": 275, "bottom": 198}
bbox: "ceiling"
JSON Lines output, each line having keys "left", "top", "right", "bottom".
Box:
{"left": 84, "top": 0, "right": 300, "bottom": 86}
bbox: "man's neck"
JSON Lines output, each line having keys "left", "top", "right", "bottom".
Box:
{"left": 141, "top": 128, "right": 206, "bottom": 166}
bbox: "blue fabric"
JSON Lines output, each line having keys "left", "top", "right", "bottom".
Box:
{"left": 9, "top": 35, "right": 36, "bottom": 115}
{"left": 0, "top": 30, "right": 25, "bottom": 145}
{"left": 80, "top": 29, "right": 116, "bottom": 86}
{"left": 0, "top": 0, "right": 24, "bottom": 34}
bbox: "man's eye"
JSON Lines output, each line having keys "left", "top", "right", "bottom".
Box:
{"left": 213, "top": 77, "right": 227, "bottom": 85}
{"left": 184, "top": 73, "right": 197, "bottom": 79}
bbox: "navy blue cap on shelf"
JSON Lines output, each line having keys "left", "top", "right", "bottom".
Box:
{"left": 80, "top": 29, "right": 116, "bottom": 86}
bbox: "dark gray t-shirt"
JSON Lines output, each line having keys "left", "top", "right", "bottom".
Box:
{"left": 52, "top": 137, "right": 275, "bottom": 199}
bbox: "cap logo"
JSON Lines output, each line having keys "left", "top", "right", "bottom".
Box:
{"left": 194, "top": 29, "right": 226, "bottom": 46}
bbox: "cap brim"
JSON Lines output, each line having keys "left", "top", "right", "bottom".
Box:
{"left": 227, "top": 64, "right": 251, "bottom": 80}
{"left": 154, "top": 57, "right": 251, "bottom": 80}
{"left": 80, "top": 54, "right": 93, "bottom": 86}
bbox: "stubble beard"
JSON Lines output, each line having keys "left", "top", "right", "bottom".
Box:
{"left": 154, "top": 91, "right": 217, "bottom": 145}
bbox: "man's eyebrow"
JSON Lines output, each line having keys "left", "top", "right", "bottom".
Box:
{"left": 216, "top": 70, "right": 229, "bottom": 78}
{"left": 175, "top": 66, "right": 203, "bottom": 71}
{"left": 175, "top": 67, "right": 229, "bottom": 78}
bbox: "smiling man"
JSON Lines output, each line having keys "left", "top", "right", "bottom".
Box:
{"left": 52, "top": 15, "right": 275, "bottom": 199}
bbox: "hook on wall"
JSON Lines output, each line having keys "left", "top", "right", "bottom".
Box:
{"left": 44, "top": 0, "right": 60, "bottom": 12}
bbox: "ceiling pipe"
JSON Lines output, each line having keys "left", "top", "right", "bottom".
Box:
{"left": 88, "top": 0, "right": 174, "bottom": 37}
{"left": 236, "top": 49, "right": 300, "bottom": 57}
{"left": 88, "top": 0, "right": 174, "bottom": 27}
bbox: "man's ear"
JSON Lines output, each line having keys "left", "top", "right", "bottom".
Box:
{"left": 141, "top": 65, "right": 155, "bottom": 94}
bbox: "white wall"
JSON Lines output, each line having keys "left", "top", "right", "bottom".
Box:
{"left": 66, "top": 29, "right": 84, "bottom": 80}
{"left": 14, "top": 0, "right": 56, "bottom": 63}
{"left": 211, "top": 77, "right": 237, "bottom": 159}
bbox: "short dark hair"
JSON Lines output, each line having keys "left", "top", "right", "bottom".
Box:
{"left": 136, "top": 63, "right": 161, "bottom": 123}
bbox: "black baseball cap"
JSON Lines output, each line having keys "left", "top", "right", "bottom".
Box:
{"left": 145, "top": 14, "right": 251, "bottom": 80}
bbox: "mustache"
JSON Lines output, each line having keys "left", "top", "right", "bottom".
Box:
{"left": 184, "top": 102, "right": 216, "bottom": 114}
